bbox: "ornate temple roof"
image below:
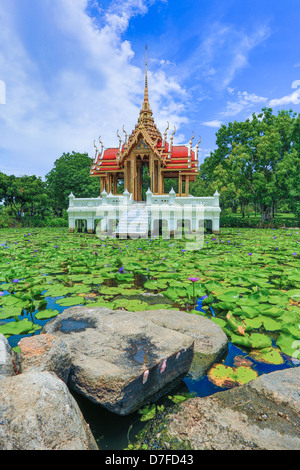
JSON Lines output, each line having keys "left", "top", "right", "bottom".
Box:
{"left": 90, "top": 47, "right": 199, "bottom": 178}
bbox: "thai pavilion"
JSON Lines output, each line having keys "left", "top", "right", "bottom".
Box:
{"left": 67, "top": 48, "right": 221, "bottom": 238}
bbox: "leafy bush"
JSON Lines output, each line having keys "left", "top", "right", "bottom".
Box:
{"left": 220, "top": 215, "right": 298, "bottom": 229}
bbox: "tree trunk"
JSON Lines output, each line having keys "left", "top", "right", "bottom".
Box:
{"left": 260, "top": 204, "right": 273, "bottom": 222}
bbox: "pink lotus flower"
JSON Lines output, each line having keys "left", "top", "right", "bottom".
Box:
{"left": 188, "top": 277, "right": 199, "bottom": 282}
{"left": 142, "top": 369, "right": 149, "bottom": 384}
{"left": 160, "top": 359, "right": 167, "bottom": 373}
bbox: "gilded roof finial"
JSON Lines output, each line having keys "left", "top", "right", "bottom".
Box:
{"left": 98, "top": 136, "right": 104, "bottom": 158}
{"left": 189, "top": 132, "right": 195, "bottom": 157}
{"left": 143, "top": 44, "right": 149, "bottom": 110}
{"left": 122, "top": 125, "right": 128, "bottom": 146}
{"left": 170, "top": 126, "right": 176, "bottom": 152}
{"left": 163, "top": 121, "right": 169, "bottom": 148}
{"left": 93, "top": 140, "right": 98, "bottom": 162}
{"left": 196, "top": 136, "right": 201, "bottom": 159}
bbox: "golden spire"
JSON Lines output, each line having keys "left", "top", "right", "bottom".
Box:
{"left": 143, "top": 44, "right": 149, "bottom": 110}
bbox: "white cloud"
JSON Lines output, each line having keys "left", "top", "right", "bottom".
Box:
{"left": 201, "top": 120, "right": 222, "bottom": 128}
{"left": 196, "top": 22, "right": 271, "bottom": 90}
{"left": 269, "top": 89, "right": 300, "bottom": 107}
{"left": 0, "top": 0, "right": 187, "bottom": 177}
{"left": 269, "top": 81, "right": 300, "bottom": 107}
{"left": 220, "top": 90, "right": 267, "bottom": 117}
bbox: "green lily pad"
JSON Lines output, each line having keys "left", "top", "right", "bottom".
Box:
{"left": 0, "top": 319, "right": 40, "bottom": 337}
{"left": 216, "top": 291, "right": 240, "bottom": 303}
{"left": 249, "top": 347, "right": 284, "bottom": 365}
{"left": 208, "top": 364, "right": 258, "bottom": 388}
{"left": 276, "top": 332, "right": 300, "bottom": 358}
{"left": 287, "top": 289, "right": 300, "bottom": 301}
{"left": 56, "top": 296, "right": 84, "bottom": 307}
{"left": 249, "top": 333, "right": 272, "bottom": 349}
{"left": 35, "top": 309, "right": 60, "bottom": 320}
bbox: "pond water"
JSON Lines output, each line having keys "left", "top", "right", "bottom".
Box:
{"left": 2, "top": 284, "right": 299, "bottom": 450}
{"left": 68, "top": 338, "right": 298, "bottom": 450}
{"left": 1, "top": 227, "right": 299, "bottom": 450}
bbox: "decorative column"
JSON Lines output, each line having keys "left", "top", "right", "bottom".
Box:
{"left": 87, "top": 218, "right": 94, "bottom": 234}
{"left": 179, "top": 173, "right": 182, "bottom": 196}
{"left": 113, "top": 174, "right": 118, "bottom": 195}
{"left": 214, "top": 190, "right": 220, "bottom": 207}
{"left": 169, "top": 187, "right": 176, "bottom": 205}
{"left": 100, "top": 177, "right": 105, "bottom": 194}
{"left": 146, "top": 187, "right": 153, "bottom": 205}
{"left": 185, "top": 176, "right": 189, "bottom": 197}
{"left": 212, "top": 217, "right": 220, "bottom": 235}
{"left": 68, "top": 192, "right": 75, "bottom": 233}
{"left": 101, "top": 188, "right": 107, "bottom": 204}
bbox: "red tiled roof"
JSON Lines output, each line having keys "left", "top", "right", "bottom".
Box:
{"left": 90, "top": 145, "right": 198, "bottom": 176}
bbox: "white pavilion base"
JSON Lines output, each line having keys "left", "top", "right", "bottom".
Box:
{"left": 67, "top": 188, "right": 221, "bottom": 238}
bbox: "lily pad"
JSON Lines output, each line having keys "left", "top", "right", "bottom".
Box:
{"left": 56, "top": 296, "right": 84, "bottom": 307}
{"left": 207, "top": 364, "right": 258, "bottom": 388}
{"left": 0, "top": 319, "right": 41, "bottom": 337}
{"left": 249, "top": 347, "right": 284, "bottom": 365}
{"left": 35, "top": 309, "right": 60, "bottom": 320}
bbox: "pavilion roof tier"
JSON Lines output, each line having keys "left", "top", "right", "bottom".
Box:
{"left": 90, "top": 148, "right": 120, "bottom": 176}
{"left": 163, "top": 147, "right": 198, "bottom": 175}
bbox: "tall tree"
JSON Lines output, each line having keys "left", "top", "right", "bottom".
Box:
{"left": 1, "top": 174, "right": 50, "bottom": 220}
{"left": 46, "top": 152, "right": 100, "bottom": 216}
{"left": 199, "top": 108, "right": 298, "bottom": 221}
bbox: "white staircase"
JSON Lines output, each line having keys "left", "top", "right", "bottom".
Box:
{"left": 114, "top": 203, "right": 149, "bottom": 238}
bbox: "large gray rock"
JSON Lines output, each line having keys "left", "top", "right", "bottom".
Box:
{"left": 0, "top": 333, "right": 18, "bottom": 380}
{"left": 162, "top": 367, "right": 300, "bottom": 450}
{"left": 142, "top": 309, "right": 228, "bottom": 380}
{"left": 0, "top": 371, "right": 98, "bottom": 450}
{"left": 19, "top": 334, "right": 72, "bottom": 383}
{"left": 43, "top": 307, "right": 195, "bottom": 415}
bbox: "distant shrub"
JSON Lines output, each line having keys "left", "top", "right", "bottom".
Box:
{"left": 220, "top": 215, "right": 298, "bottom": 229}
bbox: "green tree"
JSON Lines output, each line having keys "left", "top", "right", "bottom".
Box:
{"left": 200, "top": 108, "right": 298, "bottom": 221}
{"left": 46, "top": 152, "right": 100, "bottom": 216}
{"left": 2, "top": 174, "right": 50, "bottom": 221}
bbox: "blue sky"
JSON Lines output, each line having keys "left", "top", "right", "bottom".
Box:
{"left": 0, "top": 0, "right": 299, "bottom": 179}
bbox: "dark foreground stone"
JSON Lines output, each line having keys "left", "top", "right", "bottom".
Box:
{"left": 0, "top": 370, "right": 98, "bottom": 450}
{"left": 148, "top": 367, "right": 300, "bottom": 450}
{"left": 42, "top": 307, "right": 195, "bottom": 415}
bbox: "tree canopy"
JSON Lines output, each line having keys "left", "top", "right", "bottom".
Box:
{"left": 192, "top": 108, "right": 300, "bottom": 222}
{"left": 45, "top": 151, "right": 100, "bottom": 215}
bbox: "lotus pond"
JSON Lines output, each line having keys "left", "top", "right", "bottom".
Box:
{"left": 0, "top": 227, "right": 299, "bottom": 449}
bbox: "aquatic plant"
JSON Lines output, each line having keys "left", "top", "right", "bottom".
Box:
{"left": 0, "top": 227, "right": 299, "bottom": 365}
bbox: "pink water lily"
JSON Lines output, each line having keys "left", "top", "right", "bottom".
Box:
{"left": 142, "top": 369, "right": 149, "bottom": 384}
{"left": 188, "top": 277, "right": 199, "bottom": 282}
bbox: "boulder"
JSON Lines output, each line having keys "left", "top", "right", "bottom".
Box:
{"left": 43, "top": 307, "right": 194, "bottom": 415}
{"left": 19, "top": 334, "right": 72, "bottom": 383}
{"left": 0, "top": 333, "right": 19, "bottom": 380}
{"left": 159, "top": 367, "right": 300, "bottom": 450}
{"left": 143, "top": 309, "right": 228, "bottom": 380}
{"left": 0, "top": 370, "right": 98, "bottom": 450}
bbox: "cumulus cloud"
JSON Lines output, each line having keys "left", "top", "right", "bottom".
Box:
{"left": 0, "top": 0, "right": 187, "bottom": 177}
{"left": 201, "top": 120, "right": 223, "bottom": 128}
{"left": 269, "top": 81, "right": 300, "bottom": 107}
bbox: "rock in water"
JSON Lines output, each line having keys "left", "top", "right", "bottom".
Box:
{"left": 0, "top": 333, "right": 19, "bottom": 380}
{"left": 43, "top": 307, "right": 194, "bottom": 415}
{"left": 19, "top": 334, "right": 72, "bottom": 383}
{"left": 0, "top": 371, "right": 98, "bottom": 450}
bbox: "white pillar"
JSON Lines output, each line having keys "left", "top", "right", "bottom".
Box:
{"left": 212, "top": 217, "right": 220, "bottom": 234}
{"left": 68, "top": 216, "right": 75, "bottom": 233}
{"left": 87, "top": 218, "right": 94, "bottom": 234}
